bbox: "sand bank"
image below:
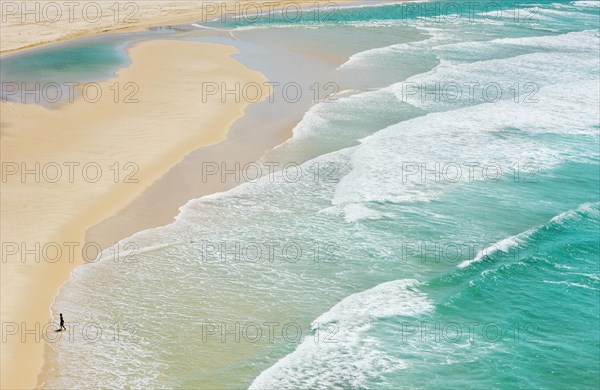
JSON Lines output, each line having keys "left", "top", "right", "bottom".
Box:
{"left": 0, "top": 39, "right": 268, "bottom": 389}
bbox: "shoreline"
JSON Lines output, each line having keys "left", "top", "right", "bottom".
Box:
{"left": 0, "top": 38, "right": 269, "bottom": 390}
{"left": 84, "top": 25, "right": 346, "bottom": 250}
{"left": 0, "top": 0, "right": 380, "bottom": 56}
{"left": 1, "top": 1, "right": 393, "bottom": 388}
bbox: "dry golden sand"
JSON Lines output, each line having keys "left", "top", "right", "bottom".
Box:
{"left": 0, "top": 39, "right": 269, "bottom": 389}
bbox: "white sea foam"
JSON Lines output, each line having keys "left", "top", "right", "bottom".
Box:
{"left": 338, "top": 27, "right": 451, "bottom": 71}
{"left": 250, "top": 279, "right": 433, "bottom": 389}
{"left": 572, "top": 1, "right": 600, "bottom": 7}
{"left": 392, "top": 51, "right": 599, "bottom": 111}
{"left": 542, "top": 280, "right": 597, "bottom": 290}
{"left": 457, "top": 234, "right": 530, "bottom": 268}
{"left": 459, "top": 202, "right": 600, "bottom": 268}
{"left": 432, "top": 30, "right": 599, "bottom": 63}
{"left": 550, "top": 202, "right": 600, "bottom": 223}
{"left": 332, "top": 78, "right": 599, "bottom": 217}
{"left": 565, "top": 272, "right": 600, "bottom": 281}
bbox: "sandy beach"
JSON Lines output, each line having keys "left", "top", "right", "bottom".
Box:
{"left": 0, "top": 0, "right": 369, "bottom": 388}
{"left": 0, "top": 38, "right": 268, "bottom": 389}
{"left": 0, "top": 0, "right": 353, "bottom": 54}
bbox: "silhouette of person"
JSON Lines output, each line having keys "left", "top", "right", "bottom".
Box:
{"left": 60, "top": 313, "right": 66, "bottom": 331}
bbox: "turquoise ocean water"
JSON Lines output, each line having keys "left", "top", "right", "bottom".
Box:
{"left": 0, "top": 37, "right": 133, "bottom": 105}
{"left": 16, "top": 0, "right": 598, "bottom": 388}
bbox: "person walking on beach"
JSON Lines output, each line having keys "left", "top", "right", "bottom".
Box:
{"left": 59, "top": 313, "right": 66, "bottom": 331}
